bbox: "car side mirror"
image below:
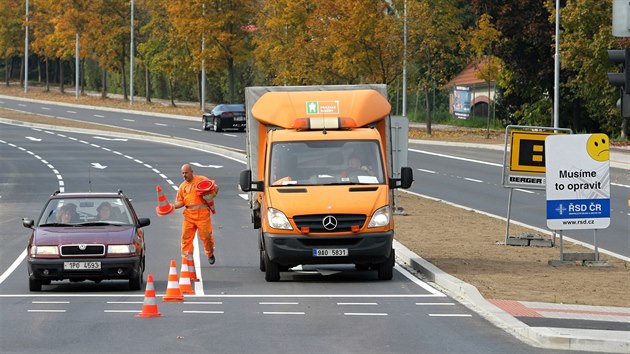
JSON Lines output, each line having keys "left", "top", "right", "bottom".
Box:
{"left": 137, "top": 218, "right": 150, "bottom": 228}
{"left": 22, "top": 218, "right": 34, "bottom": 229}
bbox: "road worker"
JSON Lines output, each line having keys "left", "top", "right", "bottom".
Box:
{"left": 173, "top": 163, "right": 218, "bottom": 265}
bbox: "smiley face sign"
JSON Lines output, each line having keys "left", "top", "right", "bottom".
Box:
{"left": 586, "top": 133, "right": 610, "bottom": 162}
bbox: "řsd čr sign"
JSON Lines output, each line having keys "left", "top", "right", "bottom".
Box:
{"left": 545, "top": 134, "right": 610, "bottom": 230}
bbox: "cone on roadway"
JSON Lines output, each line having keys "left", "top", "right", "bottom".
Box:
{"left": 155, "top": 185, "right": 174, "bottom": 216}
{"left": 136, "top": 274, "right": 162, "bottom": 318}
{"left": 179, "top": 259, "right": 195, "bottom": 295}
{"left": 186, "top": 252, "right": 198, "bottom": 282}
{"left": 163, "top": 260, "right": 184, "bottom": 302}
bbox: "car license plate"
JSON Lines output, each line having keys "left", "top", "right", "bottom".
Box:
{"left": 64, "top": 261, "right": 101, "bottom": 270}
{"left": 313, "top": 248, "right": 348, "bottom": 257}
{"left": 234, "top": 116, "right": 245, "bottom": 121}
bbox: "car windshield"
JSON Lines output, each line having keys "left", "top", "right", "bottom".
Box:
{"left": 269, "top": 140, "right": 384, "bottom": 186}
{"left": 38, "top": 197, "right": 133, "bottom": 226}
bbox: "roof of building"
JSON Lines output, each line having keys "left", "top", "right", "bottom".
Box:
{"left": 446, "top": 59, "right": 491, "bottom": 87}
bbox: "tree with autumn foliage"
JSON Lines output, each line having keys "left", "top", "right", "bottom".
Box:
{"left": 0, "top": 0, "right": 25, "bottom": 86}
{"left": 405, "top": 0, "right": 468, "bottom": 135}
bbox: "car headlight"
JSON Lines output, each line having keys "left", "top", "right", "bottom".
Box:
{"left": 31, "top": 246, "right": 59, "bottom": 256}
{"left": 368, "top": 205, "right": 391, "bottom": 228}
{"left": 267, "top": 207, "right": 293, "bottom": 230}
{"left": 107, "top": 244, "right": 136, "bottom": 254}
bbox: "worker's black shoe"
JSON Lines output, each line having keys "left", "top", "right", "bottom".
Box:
{"left": 208, "top": 255, "right": 215, "bottom": 265}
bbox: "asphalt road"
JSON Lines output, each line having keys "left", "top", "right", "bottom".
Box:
{"left": 0, "top": 121, "right": 582, "bottom": 354}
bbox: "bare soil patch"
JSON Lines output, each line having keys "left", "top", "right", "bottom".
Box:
{"left": 1, "top": 84, "right": 628, "bottom": 307}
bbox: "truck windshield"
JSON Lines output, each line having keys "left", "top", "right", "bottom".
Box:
{"left": 269, "top": 140, "right": 384, "bottom": 186}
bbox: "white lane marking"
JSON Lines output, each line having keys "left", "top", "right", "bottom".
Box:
{"left": 415, "top": 303, "right": 455, "bottom": 306}
{"left": 154, "top": 123, "right": 168, "bottom": 126}
{"left": 515, "top": 188, "right": 535, "bottom": 194}
{"left": 28, "top": 310, "right": 66, "bottom": 313}
{"left": 189, "top": 128, "right": 202, "bottom": 132}
{"left": 93, "top": 136, "right": 128, "bottom": 141}
{"left": 18, "top": 103, "right": 26, "bottom": 107}
{"left": 263, "top": 312, "right": 305, "bottom": 315}
{"left": 183, "top": 311, "right": 224, "bottom": 314}
{"left": 190, "top": 162, "right": 222, "bottom": 168}
{"left": 410, "top": 148, "right": 502, "bottom": 167}
{"left": 337, "top": 303, "right": 378, "bottom": 306}
{"left": 91, "top": 163, "right": 107, "bottom": 169}
{"left": 259, "top": 302, "right": 299, "bottom": 305}
{"left": 428, "top": 314, "right": 472, "bottom": 317}
{"left": 26, "top": 136, "right": 41, "bottom": 141}
{"left": 239, "top": 193, "right": 248, "bottom": 200}
{"left": 612, "top": 182, "right": 630, "bottom": 189}
{"left": 1, "top": 293, "right": 443, "bottom": 298}
{"left": 104, "top": 310, "right": 140, "bottom": 313}
{"left": 344, "top": 313, "right": 387, "bottom": 316}
{"left": 66, "top": 110, "right": 76, "bottom": 114}
{"left": 32, "top": 301, "right": 70, "bottom": 304}
{"left": 222, "top": 133, "right": 238, "bottom": 137}
{"left": 394, "top": 264, "right": 446, "bottom": 296}
{"left": 106, "top": 301, "right": 143, "bottom": 304}
{"left": 184, "top": 302, "right": 223, "bottom": 305}
{"left": 94, "top": 114, "right": 104, "bottom": 118}
{"left": 417, "top": 168, "right": 436, "bottom": 174}
{"left": 123, "top": 118, "right": 134, "bottom": 122}
{"left": 41, "top": 107, "right": 51, "bottom": 110}
{"left": 464, "top": 177, "right": 483, "bottom": 183}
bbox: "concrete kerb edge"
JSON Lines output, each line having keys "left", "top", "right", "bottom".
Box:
{"left": 394, "top": 240, "right": 630, "bottom": 353}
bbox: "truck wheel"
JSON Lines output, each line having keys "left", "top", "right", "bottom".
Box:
{"left": 29, "top": 278, "right": 42, "bottom": 292}
{"left": 259, "top": 249, "right": 266, "bottom": 272}
{"left": 264, "top": 252, "right": 280, "bottom": 282}
{"left": 377, "top": 249, "right": 395, "bottom": 280}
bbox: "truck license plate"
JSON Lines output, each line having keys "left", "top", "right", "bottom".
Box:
{"left": 313, "top": 248, "right": 348, "bottom": 257}
{"left": 64, "top": 261, "right": 101, "bottom": 270}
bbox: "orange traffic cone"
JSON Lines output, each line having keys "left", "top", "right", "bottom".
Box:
{"left": 186, "top": 252, "right": 198, "bottom": 282}
{"left": 136, "top": 274, "right": 162, "bottom": 318}
{"left": 162, "top": 260, "right": 184, "bottom": 302}
{"left": 155, "top": 185, "right": 174, "bottom": 216}
{"left": 179, "top": 260, "right": 194, "bottom": 295}
{"left": 196, "top": 180, "right": 218, "bottom": 214}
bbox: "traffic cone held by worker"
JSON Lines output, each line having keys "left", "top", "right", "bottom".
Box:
{"left": 196, "top": 180, "right": 219, "bottom": 214}
{"left": 155, "top": 184, "right": 174, "bottom": 216}
{"left": 179, "top": 259, "right": 195, "bottom": 295}
{"left": 162, "top": 260, "right": 184, "bottom": 302}
{"left": 136, "top": 274, "right": 162, "bottom": 318}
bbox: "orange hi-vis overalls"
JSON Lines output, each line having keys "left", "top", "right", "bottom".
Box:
{"left": 176, "top": 175, "right": 214, "bottom": 262}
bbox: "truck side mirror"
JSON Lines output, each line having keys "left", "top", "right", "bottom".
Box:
{"left": 400, "top": 167, "right": 413, "bottom": 189}
{"left": 240, "top": 170, "right": 264, "bottom": 192}
{"left": 388, "top": 167, "right": 414, "bottom": 189}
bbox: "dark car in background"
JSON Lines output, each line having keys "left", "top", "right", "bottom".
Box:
{"left": 202, "top": 103, "right": 246, "bottom": 132}
{"left": 22, "top": 191, "right": 150, "bottom": 291}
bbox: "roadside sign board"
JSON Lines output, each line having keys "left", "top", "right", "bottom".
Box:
{"left": 502, "top": 127, "right": 571, "bottom": 190}
{"left": 545, "top": 134, "right": 610, "bottom": 230}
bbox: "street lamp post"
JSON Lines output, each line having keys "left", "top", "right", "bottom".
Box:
{"left": 24, "top": 0, "right": 29, "bottom": 93}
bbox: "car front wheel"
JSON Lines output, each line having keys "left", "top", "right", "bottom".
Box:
{"left": 29, "top": 277, "right": 42, "bottom": 292}
{"left": 129, "top": 258, "right": 144, "bottom": 290}
{"left": 213, "top": 118, "right": 222, "bottom": 132}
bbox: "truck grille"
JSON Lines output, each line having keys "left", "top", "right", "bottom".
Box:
{"left": 60, "top": 244, "right": 105, "bottom": 256}
{"left": 293, "top": 214, "right": 366, "bottom": 233}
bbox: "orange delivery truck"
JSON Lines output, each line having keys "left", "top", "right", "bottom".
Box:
{"left": 239, "top": 85, "right": 413, "bottom": 281}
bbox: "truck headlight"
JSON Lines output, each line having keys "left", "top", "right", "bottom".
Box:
{"left": 368, "top": 205, "right": 390, "bottom": 228}
{"left": 31, "top": 246, "right": 59, "bottom": 256}
{"left": 267, "top": 208, "right": 293, "bottom": 230}
{"left": 107, "top": 244, "right": 136, "bottom": 254}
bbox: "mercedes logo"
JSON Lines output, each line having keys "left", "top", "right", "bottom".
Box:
{"left": 79, "top": 244, "right": 87, "bottom": 250}
{"left": 322, "top": 215, "right": 338, "bottom": 231}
